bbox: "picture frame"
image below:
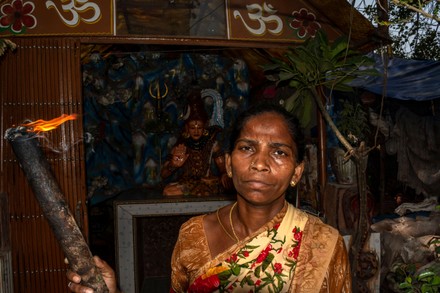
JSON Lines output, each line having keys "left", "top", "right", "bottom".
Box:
{"left": 114, "top": 197, "right": 233, "bottom": 293}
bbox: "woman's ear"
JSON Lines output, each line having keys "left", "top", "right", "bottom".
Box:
{"left": 291, "top": 162, "right": 305, "bottom": 184}
{"left": 225, "top": 153, "right": 232, "bottom": 175}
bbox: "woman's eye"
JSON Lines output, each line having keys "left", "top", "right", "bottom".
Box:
{"left": 274, "top": 149, "right": 287, "bottom": 156}
{"left": 238, "top": 145, "right": 252, "bottom": 151}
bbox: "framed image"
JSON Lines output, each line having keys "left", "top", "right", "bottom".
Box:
{"left": 114, "top": 198, "right": 233, "bottom": 293}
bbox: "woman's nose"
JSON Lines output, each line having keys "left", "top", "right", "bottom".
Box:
{"left": 251, "top": 153, "right": 270, "bottom": 172}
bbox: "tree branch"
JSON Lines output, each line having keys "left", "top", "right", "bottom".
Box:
{"left": 391, "top": 0, "right": 440, "bottom": 22}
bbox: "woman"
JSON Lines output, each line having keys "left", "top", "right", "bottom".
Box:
{"left": 67, "top": 102, "right": 351, "bottom": 292}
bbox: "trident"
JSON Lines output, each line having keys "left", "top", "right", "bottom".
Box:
{"left": 149, "top": 80, "right": 168, "bottom": 119}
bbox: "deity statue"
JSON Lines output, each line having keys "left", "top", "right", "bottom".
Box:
{"left": 160, "top": 90, "right": 233, "bottom": 196}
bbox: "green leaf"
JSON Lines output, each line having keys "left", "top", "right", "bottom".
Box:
{"left": 329, "top": 36, "right": 350, "bottom": 60}
{"left": 421, "top": 283, "right": 437, "bottom": 293}
{"left": 418, "top": 271, "right": 436, "bottom": 280}
{"left": 218, "top": 270, "right": 232, "bottom": 280}
{"left": 430, "top": 275, "right": 440, "bottom": 285}
{"left": 399, "top": 282, "right": 412, "bottom": 289}
{"left": 262, "top": 253, "right": 275, "bottom": 271}
{"left": 231, "top": 265, "right": 241, "bottom": 276}
{"left": 278, "top": 71, "right": 297, "bottom": 82}
{"left": 288, "top": 80, "right": 302, "bottom": 89}
{"left": 240, "top": 275, "right": 253, "bottom": 287}
{"left": 255, "top": 265, "right": 261, "bottom": 278}
{"left": 298, "top": 95, "right": 314, "bottom": 128}
{"left": 284, "top": 92, "right": 300, "bottom": 113}
{"left": 261, "top": 63, "right": 281, "bottom": 71}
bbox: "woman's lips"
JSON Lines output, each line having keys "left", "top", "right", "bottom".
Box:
{"left": 244, "top": 179, "right": 271, "bottom": 189}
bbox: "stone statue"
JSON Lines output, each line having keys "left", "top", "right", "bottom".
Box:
{"left": 161, "top": 90, "right": 232, "bottom": 196}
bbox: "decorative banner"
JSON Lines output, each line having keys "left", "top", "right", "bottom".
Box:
{"left": 0, "top": 0, "right": 114, "bottom": 36}
{"left": 0, "top": 0, "right": 342, "bottom": 41}
{"left": 226, "top": 0, "right": 341, "bottom": 42}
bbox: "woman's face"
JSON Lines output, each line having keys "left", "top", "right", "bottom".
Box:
{"left": 186, "top": 119, "right": 205, "bottom": 140}
{"left": 226, "top": 112, "right": 304, "bottom": 206}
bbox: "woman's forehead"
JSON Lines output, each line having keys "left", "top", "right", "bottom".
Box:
{"left": 241, "top": 113, "right": 291, "bottom": 139}
{"left": 245, "top": 112, "right": 287, "bottom": 129}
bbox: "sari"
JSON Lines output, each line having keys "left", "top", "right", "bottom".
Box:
{"left": 170, "top": 202, "right": 351, "bottom": 292}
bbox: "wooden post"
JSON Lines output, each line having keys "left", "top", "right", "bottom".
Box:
{"left": 316, "top": 91, "right": 328, "bottom": 214}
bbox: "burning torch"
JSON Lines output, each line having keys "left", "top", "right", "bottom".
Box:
{"left": 4, "top": 114, "right": 108, "bottom": 293}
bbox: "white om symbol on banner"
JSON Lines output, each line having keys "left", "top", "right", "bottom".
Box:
{"left": 45, "top": 0, "right": 101, "bottom": 27}
{"left": 233, "top": 2, "right": 283, "bottom": 36}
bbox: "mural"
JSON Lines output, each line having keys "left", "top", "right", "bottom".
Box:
{"left": 82, "top": 47, "right": 249, "bottom": 203}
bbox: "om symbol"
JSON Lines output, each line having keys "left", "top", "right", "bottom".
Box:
{"left": 233, "top": 2, "right": 283, "bottom": 36}
{"left": 45, "top": 0, "right": 101, "bottom": 27}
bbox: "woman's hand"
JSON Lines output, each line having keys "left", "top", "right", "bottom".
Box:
{"left": 67, "top": 256, "right": 120, "bottom": 293}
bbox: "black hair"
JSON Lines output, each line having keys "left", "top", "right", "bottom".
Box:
{"left": 228, "top": 102, "right": 305, "bottom": 163}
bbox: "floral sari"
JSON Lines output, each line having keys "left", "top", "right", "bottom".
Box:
{"left": 170, "top": 203, "right": 351, "bottom": 293}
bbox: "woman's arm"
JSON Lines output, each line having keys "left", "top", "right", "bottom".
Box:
{"left": 325, "top": 236, "right": 352, "bottom": 292}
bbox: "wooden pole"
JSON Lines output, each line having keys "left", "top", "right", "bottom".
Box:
{"left": 5, "top": 127, "right": 108, "bottom": 293}
{"left": 316, "top": 90, "right": 328, "bottom": 214}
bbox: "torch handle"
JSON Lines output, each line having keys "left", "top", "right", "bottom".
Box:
{"left": 7, "top": 130, "right": 108, "bottom": 293}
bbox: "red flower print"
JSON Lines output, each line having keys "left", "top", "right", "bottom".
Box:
{"left": 0, "top": 0, "right": 36, "bottom": 34}
{"left": 292, "top": 227, "right": 303, "bottom": 241}
{"left": 188, "top": 274, "right": 220, "bottom": 293}
{"left": 292, "top": 244, "right": 301, "bottom": 259}
{"left": 274, "top": 263, "right": 283, "bottom": 274}
{"left": 226, "top": 253, "right": 238, "bottom": 263}
{"left": 273, "top": 223, "right": 280, "bottom": 230}
{"left": 289, "top": 8, "right": 321, "bottom": 38}
{"left": 256, "top": 251, "right": 268, "bottom": 264}
{"left": 288, "top": 239, "right": 302, "bottom": 259}
{"left": 277, "top": 247, "right": 282, "bottom": 254}
{"left": 255, "top": 280, "right": 262, "bottom": 286}
{"left": 256, "top": 244, "right": 272, "bottom": 263}
{"left": 243, "top": 250, "right": 249, "bottom": 257}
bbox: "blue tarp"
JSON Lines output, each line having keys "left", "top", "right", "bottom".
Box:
{"left": 351, "top": 54, "right": 440, "bottom": 101}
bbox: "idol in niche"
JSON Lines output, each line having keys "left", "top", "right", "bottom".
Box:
{"left": 160, "top": 90, "right": 233, "bottom": 196}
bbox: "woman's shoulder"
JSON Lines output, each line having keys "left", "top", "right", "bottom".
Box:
{"left": 300, "top": 210, "right": 341, "bottom": 239}
{"left": 179, "top": 214, "right": 205, "bottom": 234}
{"left": 174, "top": 214, "right": 212, "bottom": 269}
{"left": 288, "top": 205, "right": 338, "bottom": 233}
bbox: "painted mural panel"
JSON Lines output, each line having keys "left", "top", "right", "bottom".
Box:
{"left": 226, "top": 0, "right": 341, "bottom": 41}
{"left": 82, "top": 47, "right": 249, "bottom": 204}
{"left": 0, "top": 0, "right": 114, "bottom": 36}
{"left": 0, "top": 0, "right": 343, "bottom": 41}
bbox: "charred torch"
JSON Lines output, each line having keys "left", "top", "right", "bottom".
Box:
{"left": 4, "top": 114, "right": 108, "bottom": 293}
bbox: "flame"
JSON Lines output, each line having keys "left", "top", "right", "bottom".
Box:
{"left": 21, "top": 114, "right": 77, "bottom": 133}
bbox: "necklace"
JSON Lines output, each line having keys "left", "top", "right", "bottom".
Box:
{"left": 229, "top": 202, "right": 240, "bottom": 243}
{"left": 184, "top": 131, "right": 210, "bottom": 150}
{"left": 216, "top": 205, "right": 236, "bottom": 241}
{"left": 216, "top": 205, "right": 238, "bottom": 243}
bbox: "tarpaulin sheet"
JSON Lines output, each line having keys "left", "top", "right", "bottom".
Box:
{"left": 350, "top": 54, "right": 440, "bottom": 101}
